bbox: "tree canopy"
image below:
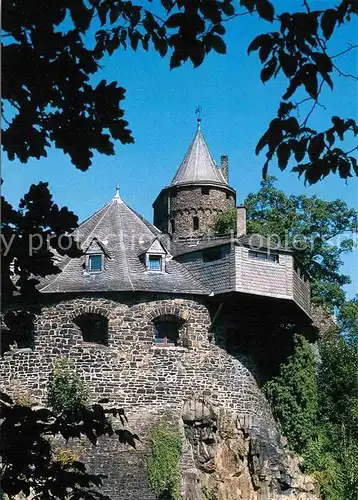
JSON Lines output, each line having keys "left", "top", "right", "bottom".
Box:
{"left": 245, "top": 176, "right": 357, "bottom": 311}
{"left": 2, "top": 0, "right": 357, "bottom": 182}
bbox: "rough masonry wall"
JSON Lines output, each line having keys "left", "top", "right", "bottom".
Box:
{"left": 0, "top": 293, "right": 278, "bottom": 500}
{"left": 0, "top": 294, "right": 272, "bottom": 420}
{"left": 154, "top": 186, "right": 236, "bottom": 238}
{"left": 0, "top": 293, "right": 318, "bottom": 499}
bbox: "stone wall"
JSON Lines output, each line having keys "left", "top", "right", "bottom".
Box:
{"left": 0, "top": 294, "right": 272, "bottom": 421}
{"left": 0, "top": 293, "right": 317, "bottom": 499}
{"left": 153, "top": 185, "right": 236, "bottom": 238}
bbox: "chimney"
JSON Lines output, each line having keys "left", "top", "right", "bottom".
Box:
{"left": 236, "top": 206, "right": 247, "bottom": 237}
{"left": 220, "top": 155, "right": 229, "bottom": 182}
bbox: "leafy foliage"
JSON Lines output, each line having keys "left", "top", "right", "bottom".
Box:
{"left": 264, "top": 321, "right": 358, "bottom": 499}
{"left": 214, "top": 208, "right": 237, "bottom": 235}
{"left": 245, "top": 176, "right": 357, "bottom": 310}
{"left": 337, "top": 295, "right": 358, "bottom": 342}
{"left": 3, "top": 0, "right": 357, "bottom": 182}
{"left": 248, "top": 1, "right": 358, "bottom": 183}
{"left": 0, "top": 391, "right": 138, "bottom": 499}
{"left": 302, "top": 430, "right": 345, "bottom": 500}
{"left": 147, "top": 422, "right": 182, "bottom": 500}
{"left": 1, "top": 182, "right": 81, "bottom": 302}
{"left": 263, "top": 335, "right": 318, "bottom": 452}
{"left": 48, "top": 358, "right": 89, "bottom": 414}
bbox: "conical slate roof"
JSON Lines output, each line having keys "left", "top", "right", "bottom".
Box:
{"left": 170, "top": 124, "right": 227, "bottom": 186}
{"left": 39, "top": 191, "right": 207, "bottom": 295}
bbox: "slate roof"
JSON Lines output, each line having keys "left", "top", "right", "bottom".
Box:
{"left": 39, "top": 192, "right": 208, "bottom": 295}
{"left": 170, "top": 125, "right": 227, "bottom": 187}
{"left": 171, "top": 234, "right": 294, "bottom": 256}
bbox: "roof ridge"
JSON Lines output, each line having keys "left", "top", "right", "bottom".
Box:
{"left": 115, "top": 198, "right": 134, "bottom": 291}
{"left": 39, "top": 201, "right": 114, "bottom": 292}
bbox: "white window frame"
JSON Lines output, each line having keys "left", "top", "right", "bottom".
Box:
{"left": 87, "top": 253, "right": 104, "bottom": 272}
{"left": 147, "top": 254, "right": 164, "bottom": 272}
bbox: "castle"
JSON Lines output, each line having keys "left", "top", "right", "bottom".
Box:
{"left": 0, "top": 122, "right": 317, "bottom": 500}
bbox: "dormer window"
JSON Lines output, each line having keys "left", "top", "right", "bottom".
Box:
{"left": 88, "top": 254, "right": 103, "bottom": 272}
{"left": 148, "top": 255, "right": 162, "bottom": 271}
{"left": 143, "top": 238, "right": 167, "bottom": 272}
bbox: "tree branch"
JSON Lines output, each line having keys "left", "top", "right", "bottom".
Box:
{"left": 331, "top": 43, "right": 358, "bottom": 59}
{"left": 332, "top": 63, "right": 358, "bottom": 80}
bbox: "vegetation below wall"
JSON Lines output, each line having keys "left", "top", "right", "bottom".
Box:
{"left": 147, "top": 421, "right": 182, "bottom": 500}
{"left": 263, "top": 332, "right": 358, "bottom": 500}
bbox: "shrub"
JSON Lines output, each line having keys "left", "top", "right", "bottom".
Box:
{"left": 263, "top": 335, "right": 318, "bottom": 453}
{"left": 47, "top": 357, "right": 88, "bottom": 413}
{"left": 147, "top": 422, "right": 182, "bottom": 500}
{"left": 214, "top": 209, "right": 237, "bottom": 236}
{"left": 55, "top": 447, "right": 80, "bottom": 466}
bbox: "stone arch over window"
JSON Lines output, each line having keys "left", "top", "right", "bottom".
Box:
{"left": 1, "top": 315, "right": 35, "bottom": 356}
{"left": 147, "top": 305, "right": 189, "bottom": 347}
{"left": 69, "top": 305, "right": 111, "bottom": 322}
{"left": 153, "top": 315, "right": 185, "bottom": 346}
{"left": 73, "top": 313, "right": 108, "bottom": 345}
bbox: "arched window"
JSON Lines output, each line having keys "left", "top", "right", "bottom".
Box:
{"left": 74, "top": 313, "right": 108, "bottom": 345}
{"left": 193, "top": 216, "right": 199, "bottom": 231}
{"left": 153, "top": 315, "right": 184, "bottom": 347}
{"left": 1, "top": 313, "right": 35, "bottom": 355}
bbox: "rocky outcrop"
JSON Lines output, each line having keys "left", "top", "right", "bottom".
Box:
{"left": 180, "top": 397, "right": 319, "bottom": 500}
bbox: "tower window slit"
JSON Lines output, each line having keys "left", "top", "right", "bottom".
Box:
{"left": 193, "top": 216, "right": 199, "bottom": 231}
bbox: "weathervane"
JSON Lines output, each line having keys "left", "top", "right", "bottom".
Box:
{"left": 114, "top": 184, "right": 120, "bottom": 199}
{"left": 195, "top": 105, "right": 202, "bottom": 128}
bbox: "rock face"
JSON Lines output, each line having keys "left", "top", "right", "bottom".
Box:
{"left": 180, "top": 398, "right": 318, "bottom": 500}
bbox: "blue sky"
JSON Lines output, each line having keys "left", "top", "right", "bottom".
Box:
{"left": 2, "top": 1, "right": 357, "bottom": 297}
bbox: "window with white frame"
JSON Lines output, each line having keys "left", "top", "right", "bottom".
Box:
{"left": 87, "top": 254, "right": 103, "bottom": 272}
{"left": 148, "top": 255, "right": 162, "bottom": 271}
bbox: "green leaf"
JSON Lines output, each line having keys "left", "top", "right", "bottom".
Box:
{"left": 247, "top": 34, "right": 270, "bottom": 54}
{"left": 293, "top": 143, "right": 306, "bottom": 162}
{"left": 321, "top": 71, "right": 333, "bottom": 90}
{"left": 308, "top": 134, "right": 325, "bottom": 161}
{"left": 212, "top": 24, "right": 226, "bottom": 35}
{"left": 256, "top": 0, "right": 275, "bottom": 22}
{"left": 166, "top": 13, "right": 185, "bottom": 28}
{"left": 222, "top": 1, "right": 235, "bottom": 16}
{"left": 302, "top": 69, "right": 318, "bottom": 99}
{"left": 259, "top": 41, "right": 274, "bottom": 63}
{"left": 210, "top": 35, "right": 226, "bottom": 54}
{"left": 312, "top": 52, "right": 333, "bottom": 73}
{"left": 279, "top": 51, "right": 297, "bottom": 77}
{"left": 325, "top": 129, "right": 335, "bottom": 147}
{"left": 321, "top": 9, "right": 337, "bottom": 40}
{"left": 261, "top": 57, "right": 277, "bottom": 83}
{"left": 189, "top": 42, "right": 206, "bottom": 67}
{"left": 277, "top": 142, "right": 291, "bottom": 170}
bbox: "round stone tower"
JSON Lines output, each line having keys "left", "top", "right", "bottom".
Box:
{"left": 153, "top": 121, "right": 236, "bottom": 238}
